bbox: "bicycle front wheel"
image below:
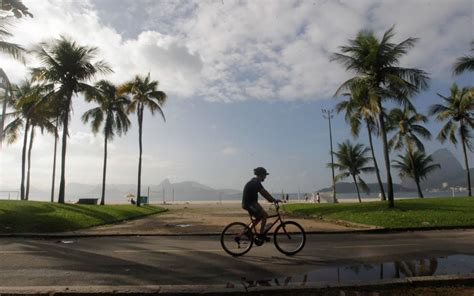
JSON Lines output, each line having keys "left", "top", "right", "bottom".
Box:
{"left": 221, "top": 222, "right": 253, "bottom": 256}
{"left": 273, "top": 221, "right": 306, "bottom": 256}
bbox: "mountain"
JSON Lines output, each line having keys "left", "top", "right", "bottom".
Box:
{"left": 61, "top": 180, "right": 241, "bottom": 203}
{"left": 400, "top": 148, "right": 472, "bottom": 190}
{"left": 151, "top": 179, "right": 241, "bottom": 201}
{"left": 318, "top": 182, "right": 411, "bottom": 193}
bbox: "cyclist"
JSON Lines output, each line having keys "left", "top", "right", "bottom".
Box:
{"left": 242, "top": 167, "right": 280, "bottom": 241}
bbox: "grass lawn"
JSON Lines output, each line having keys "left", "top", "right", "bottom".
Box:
{"left": 0, "top": 200, "right": 166, "bottom": 233}
{"left": 283, "top": 197, "right": 474, "bottom": 229}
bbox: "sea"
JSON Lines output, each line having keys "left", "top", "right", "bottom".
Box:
{"left": 0, "top": 190, "right": 466, "bottom": 204}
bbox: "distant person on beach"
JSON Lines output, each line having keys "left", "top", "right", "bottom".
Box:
{"left": 286, "top": 194, "right": 289, "bottom": 203}
{"left": 242, "top": 167, "right": 281, "bottom": 241}
{"left": 316, "top": 192, "right": 320, "bottom": 203}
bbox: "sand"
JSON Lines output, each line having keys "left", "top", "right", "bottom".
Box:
{"left": 76, "top": 200, "right": 369, "bottom": 235}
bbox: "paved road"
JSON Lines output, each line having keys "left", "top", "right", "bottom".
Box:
{"left": 0, "top": 229, "right": 473, "bottom": 287}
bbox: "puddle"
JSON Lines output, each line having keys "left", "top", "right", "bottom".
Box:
{"left": 56, "top": 240, "right": 75, "bottom": 244}
{"left": 175, "top": 224, "right": 192, "bottom": 228}
{"left": 232, "top": 254, "right": 474, "bottom": 288}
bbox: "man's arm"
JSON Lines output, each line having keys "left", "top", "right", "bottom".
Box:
{"left": 259, "top": 188, "right": 277, "bottom": 203}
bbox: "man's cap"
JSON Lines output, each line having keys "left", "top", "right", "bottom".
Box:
{"left": 254, "top": 167, "right": 269, "bottom": 176}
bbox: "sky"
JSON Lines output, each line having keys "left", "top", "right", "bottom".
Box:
{"left": 0, "top": 0, "right": 473, "bottom": 197}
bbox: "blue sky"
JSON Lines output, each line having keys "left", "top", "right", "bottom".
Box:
{"left": 0, "top": 0, "right": 473, "bottom": 195}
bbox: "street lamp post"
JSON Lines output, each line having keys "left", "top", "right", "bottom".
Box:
{"left": 322, "top": 108, "right": 338, "bottom": 203}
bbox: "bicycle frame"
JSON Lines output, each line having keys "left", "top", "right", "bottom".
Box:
{"left": 247, "top": 203, "right": 285, "bottom": 236}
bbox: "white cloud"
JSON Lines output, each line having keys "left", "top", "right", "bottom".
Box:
{"left": 2, "top": 0, "right": 471, "bottom": 103}
{"left": 221, "top": 146, "right": 238, "bottom": 155}
{"left": 3, "top": 0, "right": 203, "bottom": 98}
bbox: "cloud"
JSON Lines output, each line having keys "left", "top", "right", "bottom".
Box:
{"left": 3, "top": 0, "right": 203, "bottom": 98}
{"left": 2, "top": 0, "right": 471, "bottom": 103}
{"left": 221, "top": 146, "right": 238, "bottom": 155}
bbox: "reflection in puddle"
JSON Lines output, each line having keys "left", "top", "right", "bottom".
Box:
{"left": 231, "top": 254, "right": 474, "bottom": 288}
{"left": 175, "top": 224, "right": 192, "bottom": 228}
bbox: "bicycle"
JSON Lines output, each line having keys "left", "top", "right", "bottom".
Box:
{"left": 220, "top": 202, "right": 306, "bottom": 256}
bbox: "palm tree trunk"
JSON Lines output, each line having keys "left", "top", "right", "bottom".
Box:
{"left": 58, "top": 97, "right": 71, "bottom": 204}
{"left": 352, "top": 174, "right": 362, "bottom": 203}
{"left": 415, "top": 177, "right": 423, "bottom": 198}
{"left": 50, "top": 121, "right": 58, "bottom": 202}
{"left": 26, "top": 127, "right": 35, "bottom": 200}
{"left": 0, "top": 68, "right": 12, "bottom": 150}
{"left": 460, "top": 123, "right": 472, "bottom": 196}
{"left": 20, "top": 119, "right": 30, "bottom": 200}
{"left": 100, "top": 136, "right": 108, "bottom": 205}
{"left": 366, "top": 121, "right": 386, "bottom": 201}
{"left": 377, "top": 101, "right": 394, "bottom": 207}
{"left": 136, "top": 105, "right": 143, "bottom": 207}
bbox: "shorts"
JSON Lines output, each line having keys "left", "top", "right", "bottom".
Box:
{"left": 244, "top": 203, "right": 265, "bottom": 219}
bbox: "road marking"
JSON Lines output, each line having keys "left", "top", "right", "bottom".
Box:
{"left": 333, "top": 243, "right": 419, "bottom": 249}
{"left": 0, "top": 251, "right": 47, "bottom": 254}
{"left": 113, "top": 249, "right": 224, "bottom": 253}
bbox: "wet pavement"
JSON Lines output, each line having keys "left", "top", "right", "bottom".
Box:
{"left": 0, "top": 230, "right": 473, "bottom": 287}
{"left": 236, "top": 254, "right": 474, "bottom": 288}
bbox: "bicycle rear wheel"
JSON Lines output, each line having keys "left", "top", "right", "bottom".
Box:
{"left": 221, "top": 222, "right": 253, "bottom": 256}
{"left": 273, "top": 221, "right": 306, "bottom": 256}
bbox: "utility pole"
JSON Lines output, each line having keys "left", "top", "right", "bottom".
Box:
{"left": 322, "top": 108, "right": 338, "bottom": 203}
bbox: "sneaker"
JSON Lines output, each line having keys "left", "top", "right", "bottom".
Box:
{"left": 258, "top": 234, "right": 271, "bottom": 242}
{"left": 263, "top": 224, "right": 272, "bottom": 233}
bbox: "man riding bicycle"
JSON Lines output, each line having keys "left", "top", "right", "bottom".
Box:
{"left": 242, "top": 167, "right": 280, "bottom": 241}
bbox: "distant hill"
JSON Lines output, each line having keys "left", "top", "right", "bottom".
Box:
{"left": 400, "top": 148, "right": 473, "bottom": 190}
{"left": 318, "top": 182, "right": 411, "bottom": 193}
{"left": 62, "top": 179, "right": 241, "bottom": 202}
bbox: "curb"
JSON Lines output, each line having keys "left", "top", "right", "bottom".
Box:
{"left": 1, "top": 225, "right": 474, "bottom": 239}
{"left": 0, "top": 274, "right": 473, "bottom": 295}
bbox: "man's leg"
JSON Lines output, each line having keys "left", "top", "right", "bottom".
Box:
{"left": 259, "top": 210, "right": 268, "bottom": 235}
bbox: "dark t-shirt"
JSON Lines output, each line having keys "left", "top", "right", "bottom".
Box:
{"left": 242, "top": 177, "right": 263, "bottom": 208}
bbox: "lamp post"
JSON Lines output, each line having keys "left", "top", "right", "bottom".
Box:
{"left": 322, "top": 108, "right": 338, "bottom": 203}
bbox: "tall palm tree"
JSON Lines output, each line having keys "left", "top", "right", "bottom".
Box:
{"left": 31, "top": 37, "right": 111, "bottom": 203}
{"left": 388, "top": 107, "right": 431, "bottom": 153}
{"left": 453, "top": 40, "right": 474, "bottom": 75}
{"left": 336, "top": 82, "right": 386, "bottom": 200}
{"left": 331, "top": 26, "right": 430, "bottom": 207}
{"left": 429, "top": 83, "right": 474, "bottom": 196}
{"left": 329, "top": 141, "right": 374, "bottom": 203}
{"left": 24, "top": 99, "right": 55, "bottom": 200}
{"left": 0, "top": 0, "right": 32, "bottom": 148}
{"left": 82, "top": 80, "right": 131, "bottom": 205}
{"left": 49, "top": 114, "right": 62, "bottom": 202}
{"left": 392, "top": 150, "right": 440, "bottom": 198}
{"left": 118, "top": 73, "right": 167, "bottom": 206}
{"left": 3, "top": 79, "right": 53, "bottom": 200}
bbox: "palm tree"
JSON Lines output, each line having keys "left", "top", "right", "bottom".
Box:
{"left": 429, "top": 83, "right": 474, "bottom": 196}
{"left": 24, "top": 98, "right": 55, "bottom": 200}
{"left": 3, "top": 79, "right": 53, "bottom": 200}
{"left": 336, "top": 82, "right": 386, "bottom": 200}
{"left": 31, "top": 37, "right": 111, "bottom": 203}
{"left": 329, "top": 141, "right": 374, "bottom": 203}
{"left": 392, "top": 150, "right": 440, "bottom": 198}
{"left": 388, "top": 107, "right": 431, "bottom": 153}
{"left": 118, "top": 73, "right": 167, "bottom": 206}
{"left": 331, "top": 26, "right": 430, "bottom": 207}
{"left": 0, "top": 0, "right": 32, "bottom": 149}
{"left": 82, "top": 80, "right": 131, "bottom": 205}
{"left": 453, "top": 40, "right": 474, "bottom": 75}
